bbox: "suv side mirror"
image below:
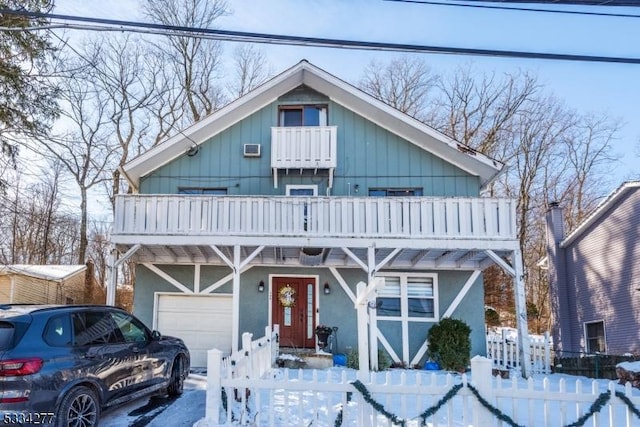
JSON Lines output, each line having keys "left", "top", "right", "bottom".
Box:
{"left": 151, "top": 330, "right": 162, "bottom": 341}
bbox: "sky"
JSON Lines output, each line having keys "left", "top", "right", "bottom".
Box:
{"left": 51, "top": 0, "right": 640, "bottom": 211}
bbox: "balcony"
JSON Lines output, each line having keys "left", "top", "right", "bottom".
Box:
{"left": 271, "top": 126, "right": 337, "bottom": 188}
{"left": 112, "top": 195, "right": 516, "bottom": 250}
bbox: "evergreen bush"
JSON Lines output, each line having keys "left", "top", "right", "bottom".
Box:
{"left": 427, "top": 318, "right": 471, "bottom": 372}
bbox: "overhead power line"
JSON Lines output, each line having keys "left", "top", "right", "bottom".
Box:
{"left": 384, "top": 0, "right": 640, "bottom": 17}
{"left": 1, "top": 8, "right": 640, "bottom": 65}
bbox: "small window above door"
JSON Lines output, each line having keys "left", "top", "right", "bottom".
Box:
{"left": 286, "top": 185, "right": 318, "bottom": 196}
{"left": 279, "top": 105, "right": 328, "bottom": 127}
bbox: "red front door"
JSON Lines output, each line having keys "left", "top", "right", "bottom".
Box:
{"left": 272, "top": 277, "right": 316, "bottom": 348}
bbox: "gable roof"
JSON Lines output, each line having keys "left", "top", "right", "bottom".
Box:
{"left": 560, "top": 181, "right": 640, "bottom": 248}
{"left": 122, "top": 60, "right": 503, "bottom": 190}
{"left": 0, "top": 265, "right": 87, "bottom": 282}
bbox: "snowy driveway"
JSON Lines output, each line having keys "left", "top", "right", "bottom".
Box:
{"left": 101, "top": 374, "right": 206, "bottom": 427}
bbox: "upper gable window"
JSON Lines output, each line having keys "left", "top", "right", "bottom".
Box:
{"left": 178, "top": 188, "right": 228, "bottom": 195}
{"left": 279, "top": 105, "right": 327, "bottom": 126}
{"left": 369, "top": 188, "right": 423, "bottom": 197}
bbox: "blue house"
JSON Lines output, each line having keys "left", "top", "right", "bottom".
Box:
{"left": 546, "top": 181, "right": 640, "bottom": 356}
{"left": 109, "top": 60, "right": 527, "bottom": 370}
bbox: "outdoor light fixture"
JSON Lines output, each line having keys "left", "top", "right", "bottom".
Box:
{"left": 258, "top": 281, "right": 265, "bottom": 292}
{"left": 324, "top": 282, "right": 331, "bottom": 294}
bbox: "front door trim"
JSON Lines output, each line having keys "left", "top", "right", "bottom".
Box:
{"left": 268, "top": 273, "right": 319, "bottom": 348}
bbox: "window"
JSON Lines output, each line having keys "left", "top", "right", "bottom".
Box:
{"left": 286, "top": 185, "right": 317, "bottom": 196}
{"left": 279, "top": 105, "right": 327, "bottom": 126}
{"left": 585, "top": 321, "right": 606, "bottom": 353}
{"left": 73, "top": 311, "right": 122, "bottom": 346}
{"left": 111, "top": 312, "right": 148, "bottom": 343}
{"left": 44, "top": 315, "right": 72, "bottom": 347}
{"left": 377, "top": 274, "right": 437, "bottom": 320}
{"left": 369, "top": 188, "right": 423, "bottom": 197}
{"left": 178, "top": 188, "right": 227, "bottom": 195}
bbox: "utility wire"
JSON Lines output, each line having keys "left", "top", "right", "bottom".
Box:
{"left": 1, "top": 8, "right": 640, "bottom": 64}
{"left": 384, "top": 0, "right": 640, "bottom": 18}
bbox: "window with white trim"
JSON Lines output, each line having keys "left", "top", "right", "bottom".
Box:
{"left": 376, "top": 274, "right": 437, "bottom": 320}
{"left": 585, "top": 320, "right": 605, "bottom": 353}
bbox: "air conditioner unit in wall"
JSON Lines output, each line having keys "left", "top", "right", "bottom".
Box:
{"left": 243, "top": 144, "right": 261, "bottom": 157}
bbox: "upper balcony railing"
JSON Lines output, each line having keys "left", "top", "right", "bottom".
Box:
{"left": 271, "top": 126, "right": 337, "bottom": 169}
{"left": 112, "top": 195, "right": 516, "bottom": 242}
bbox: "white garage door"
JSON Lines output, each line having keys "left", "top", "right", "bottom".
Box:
{"left": 156, "top": 294, "right": 233, "bottom": 367}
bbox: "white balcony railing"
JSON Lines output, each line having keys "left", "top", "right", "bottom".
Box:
{"left": 271, "top": 126, "right": 337, "bottom": 169}
{"left": 112, "top": 195, "right": 516, "bottom": 241}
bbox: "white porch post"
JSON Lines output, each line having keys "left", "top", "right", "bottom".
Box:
{"left": 232, "top": 245, "right": 241, "bottom": 353}
{"left": 513, "top": 248, "right": 531, "bottom": 378}
{"left": 367, "top": 246, "right": 378, "bottom": 371}
{"left": 107, "top": 249, "right": 117, "bottom": 306}
{"left": 356, "top": 282, "right": 370, "bottom": 381}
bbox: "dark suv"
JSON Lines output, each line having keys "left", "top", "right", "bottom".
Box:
{"left": 0, "top": 305, "right": 190, "bottom": 426}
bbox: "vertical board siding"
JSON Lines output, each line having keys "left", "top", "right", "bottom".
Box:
{"left": 139, "top": 99, "right": 480, "bottom": 197}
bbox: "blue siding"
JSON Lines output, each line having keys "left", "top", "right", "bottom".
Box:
{"left": 140, "top": 86, "right": 480, "bottom": 196}
{"left": 134, "top": 265, "right": 485, "bottom": 362}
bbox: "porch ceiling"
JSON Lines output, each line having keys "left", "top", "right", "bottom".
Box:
{"left": 114, "top": 243, "right": 512, "bottom": 270}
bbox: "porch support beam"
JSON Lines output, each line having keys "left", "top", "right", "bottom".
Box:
{"left": 142, "top": 262, "right": 193, "bottom": 294}
{"left": 368, "top": 246, "right": 378, "bottom": 371}
{"left": 107, "top": 243, "right": 141, "bottom": 305}
{"left": 194, "top": 264, "right": 201, "bottom": 293}
{"left": 210, "top": 245, "right": 233, "bottom": 269}
{"left": 341, "top": 247, "right": 367, "bottom": 271}
{"left": 376, "top": 248, "right": 401, "bottom": 271}
{"left": 200, "top": 265, "right": 254, "bottom": 295}
{"left": 239, "top": 246, "right": 265, "bottom": 270}
{"left": 328, "top": 267, "right": 356, "bottom": 304}
{"left": 486, "top": 249, "right": 531, "bottom": 378}
{"left": 485, "top": 250, "right": 514, "bottom": 276}
{"left": 356, "top": 282, "right": 370, "bottom": 381}
{"left": 232, "top": 245, "right": 241, "bottom": 353}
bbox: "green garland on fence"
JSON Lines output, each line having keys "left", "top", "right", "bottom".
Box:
{"left": 341, "top": 378, "right": 634, "bottom": 427}
{"left": 352, "top": 380, "right": 407, "bottom": 426}
{"left": 565, "top": 391, "right": 611, "bottom": 427}
{"left": 418, "top": 383, "right": 463, "bottom": 425}
{"left": 615, "top": 391, "right": 640, "bottom": 419}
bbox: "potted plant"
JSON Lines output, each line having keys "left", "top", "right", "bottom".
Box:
{"left": 315, "top": 324, "right": 333, "bottom": 348}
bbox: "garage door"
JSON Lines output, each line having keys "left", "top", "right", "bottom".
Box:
{"left": 156, "top": 294, "right": 232, "bottom": 367}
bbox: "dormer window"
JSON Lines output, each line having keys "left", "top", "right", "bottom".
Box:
{"left": 279, "top": 105, "right": 327, "bottom": 126}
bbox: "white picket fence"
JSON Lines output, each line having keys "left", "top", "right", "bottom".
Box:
{"left": 486, "top": 330, "right": 552, "bottom": 375}
{"left": 196, "top": 327, "right": 640, "bottom": 427}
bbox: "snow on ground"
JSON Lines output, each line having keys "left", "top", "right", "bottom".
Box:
{"left": 102, "top": 368, "right": 640, "bottom": 427}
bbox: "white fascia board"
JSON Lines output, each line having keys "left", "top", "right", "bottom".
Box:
{"left": 123, "top": 62, "right": 308, "bottom": 189}
{"left": 124, "top": 60, "right": 503, "bottom": 189}
{"left": 300, "top": 66, "right": 504, "bottom": 187}
{"left": 560, "top": 181, "right": 640, "bottom": 248}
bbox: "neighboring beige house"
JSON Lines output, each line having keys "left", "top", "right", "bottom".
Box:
{"left": 0, "top": 264, "right": 105, "bottom": 305}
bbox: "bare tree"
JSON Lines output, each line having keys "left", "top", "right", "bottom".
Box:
{"left": 143, "top": 0, "right": 229, "bottom": 122}
{"left": 432, "top": 64, "right": 539, "bottom": 158}
{"left": 36, "top": 51, "right": 117, "bottom": 264}
{"left": 358, "top": 56, "right": 438, "bottom": 120}
{"left": 227, "top": 44, "right": 271, "bottom": 98}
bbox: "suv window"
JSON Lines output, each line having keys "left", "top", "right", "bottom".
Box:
{"left": 43, "top": 314, "right": 72, "bottom": 347}
{"left": 111, "top": 312, "right": 148, "bottom": 343}
{"left": 73, "top": 311, "right": 123, "bottom": 346}
{"left": 0, "top": 322, "right": 15, "bottom": 350}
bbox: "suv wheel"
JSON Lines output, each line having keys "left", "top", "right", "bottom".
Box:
{"left": 167, "top": 356, "right": 184, "bottom": 396}
{"left": 56, "top": 385, "right": 100, "bottom": 427}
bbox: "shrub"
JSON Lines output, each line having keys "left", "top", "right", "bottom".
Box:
{"left": 346, "top": 348, "right": 392, "bottom": 371}
{"left": 485, "top": 307, "right": 500, "bottom": 328}
{"left": 427, "top": 318, "right": 471, "bottom": 372}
